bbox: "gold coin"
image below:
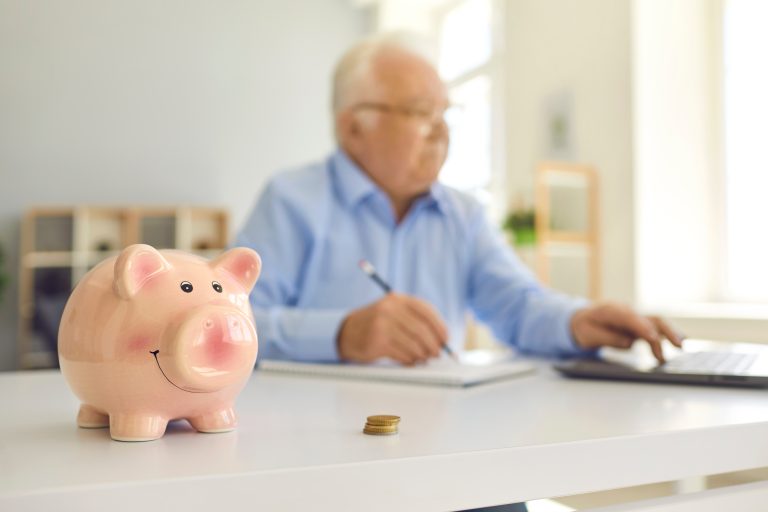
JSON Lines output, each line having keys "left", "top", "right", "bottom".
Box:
{"left": 366, "top": 415, "right": 400, "bottom": 426}
{"left": 363, "top": 426, "right": 398, "bottom": 435}
{"left": 364, "top": 430, "right": 398, "bottom": 436}
{"left": 363, "top": 423, "right": 398, "bottom": 431}
{"left": 363, "top": 424, "right": 398, "bottom": 433}
{"left": 366, "top": 420, "right": 399, "bottom": 427}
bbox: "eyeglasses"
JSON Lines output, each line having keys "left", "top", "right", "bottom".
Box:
{"left": 351, "top": 101, "right": 462, "bottom": 134}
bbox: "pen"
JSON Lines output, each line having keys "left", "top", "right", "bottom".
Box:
{"left": 358, "top": 259, "right": 459, "bottom": 362}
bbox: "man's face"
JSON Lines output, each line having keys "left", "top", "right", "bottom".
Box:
{"left": 339, "top": 49, "right": 450, "bottom": 206}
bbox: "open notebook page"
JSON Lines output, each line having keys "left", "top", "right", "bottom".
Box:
{"left": 257, "top": 351, "right": 536, "bottom": 387}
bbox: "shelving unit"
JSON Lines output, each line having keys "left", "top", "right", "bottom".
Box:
{"left": 534, "top": 161, "right": 600, "bottom": 300}
{"left": 18, "top": 206, "right": 230, "bottom": 369}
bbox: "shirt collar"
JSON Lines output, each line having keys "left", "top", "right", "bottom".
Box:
{"left": 330, "top": 149, "right": 379, "bottom": 208}
{"left": 426, "top": 181, "right": 450, "bottom": 214}
{"left": 330, "top": 148, "right": 449, "bottom": 215}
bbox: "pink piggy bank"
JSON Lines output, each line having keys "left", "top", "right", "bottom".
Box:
{"left": 58, "top": 244, "right": 261, "bottom": 442}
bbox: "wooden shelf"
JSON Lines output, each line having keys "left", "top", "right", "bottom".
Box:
{"left": 17, "top": 205, "right": 230, "bottom": 370}
{"left": 540, "top": 231, "right": 593, "bottom": 244}
{"left": 23, "top": 252, "right": 76, "bottom": 268}
{"left": 535, "top": 162, "right": 600, "bottom": 300}
{"left": 21, "top": 350, "right": 58, "bottom": 370}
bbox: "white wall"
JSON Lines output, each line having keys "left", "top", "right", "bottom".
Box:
{"left": 505, "top": 0, "right": 634, "bottom": 302}
{"left": 0, "top": 0, "right": 371, "bottom": 370}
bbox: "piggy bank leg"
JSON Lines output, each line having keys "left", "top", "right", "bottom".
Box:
{"left": 77, "top": 404, "right": 109, "bottom": 428}
{"left": 188, "top": 406, "right": 237, "bottom": 433}
{"left": 110, "top": 413, "right": 168, "bottom": 442}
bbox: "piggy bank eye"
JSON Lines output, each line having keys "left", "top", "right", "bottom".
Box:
{"left": 212, "top": 281, "right": 223, "bottom": 293}
{"left": 180, "top": 281, "right": 194, "bottom": 293}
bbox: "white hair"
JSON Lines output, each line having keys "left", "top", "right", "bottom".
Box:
{"left": 331, "top": 31, "right": 438, "bottom": 115}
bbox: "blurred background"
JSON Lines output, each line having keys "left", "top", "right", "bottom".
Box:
{"left": 1, "top": 0, "right": 766, "bottom": 371}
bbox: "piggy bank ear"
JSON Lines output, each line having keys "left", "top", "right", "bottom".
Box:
{"left": 210, "top": 248, "right": 261, "bottom": 293}
{"left": 114, "top": 244, "right": 171, "bottom": 300}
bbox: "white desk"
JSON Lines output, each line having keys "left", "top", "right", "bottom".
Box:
{"left": 2, "top": 363, "right": 768, "bottom": 511}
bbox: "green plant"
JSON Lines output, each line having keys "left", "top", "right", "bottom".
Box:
{"left": 502, "top": 209, "right": 536, "bottom": 246}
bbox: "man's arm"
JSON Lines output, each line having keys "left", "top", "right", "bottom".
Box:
{"left": 466, "top": 207, "right": 684, "bottom": 361}
{"left": 466, "top": 207, "right": 592, "bottom": 357}
{"left": 234, "top": 180, "right": 348, "bottom": 362}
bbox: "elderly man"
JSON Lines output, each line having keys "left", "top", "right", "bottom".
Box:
{"left": 234, "top": 34, "right": 682, "bottom": 367}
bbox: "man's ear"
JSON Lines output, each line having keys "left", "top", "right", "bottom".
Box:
{"left": 210, "top": 248, "right": 262, "bottom": 293}
{"left": 114, "top": 244, "right": 171, "bottom": 300}
{"left": 337, "top": 110, "right": 361, "bottom": 141}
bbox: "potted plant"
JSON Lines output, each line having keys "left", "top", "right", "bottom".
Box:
{"left": 502, "top": 209, "right": 536, "bottom": 246}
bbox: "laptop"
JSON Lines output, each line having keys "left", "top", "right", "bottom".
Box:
{"left": 553, "top": 339, "right": 768, "bottom": 388}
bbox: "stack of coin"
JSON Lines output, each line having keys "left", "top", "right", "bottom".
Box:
{"left": 363, "top": 415, "right": 400, "bottom": 435}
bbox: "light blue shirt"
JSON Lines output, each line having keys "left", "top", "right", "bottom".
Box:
{"left": 235, "top": 149, "right": 591, "bottom": 362}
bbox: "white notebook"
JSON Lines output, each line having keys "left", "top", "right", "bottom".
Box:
{"left": 257, "top": 353, "right": 536, "bottom": 387}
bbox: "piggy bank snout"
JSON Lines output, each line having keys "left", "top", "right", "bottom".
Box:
{"left": 161, "top": 307, "right": 257, "bottom": 392}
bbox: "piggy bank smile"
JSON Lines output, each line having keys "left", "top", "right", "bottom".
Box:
{"left": 150, "top": 350, "right": 208, "bottom": 394}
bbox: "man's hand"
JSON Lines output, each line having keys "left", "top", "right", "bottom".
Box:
{"left": 571, "top": 302, "right": 684, "bottom": 363}
{"left": 337, "top": 293, "right": 449, "bottom": 365}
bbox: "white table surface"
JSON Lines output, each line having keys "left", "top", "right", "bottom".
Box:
{"left": 2, "top": 361, "right": 768, "bottom": 511}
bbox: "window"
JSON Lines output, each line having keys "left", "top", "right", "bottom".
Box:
{"left": 438, "top": 0, "right": 492, "bottom": 82}
{"left": 372, "top": 0, "right": 505, "bottom": 218}
{"left": 436, "top": 0, "right": 504, "bottom": 219}
{"left": 634, "top": 0, "right": 768, "bottom": 314}
{"left": 723, "top": 0, "right": 768, "bottom": 302}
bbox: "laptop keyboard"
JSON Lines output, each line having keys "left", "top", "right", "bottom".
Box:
{"left": 662, "top": 351, "right": 758, "bottom": 374}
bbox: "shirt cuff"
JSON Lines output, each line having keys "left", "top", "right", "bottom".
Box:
{"left": 256, "top": 307, "right": 351, "bottom": 362}
{"left": 513, "top": 292, "right": 595, "bottom": 358}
